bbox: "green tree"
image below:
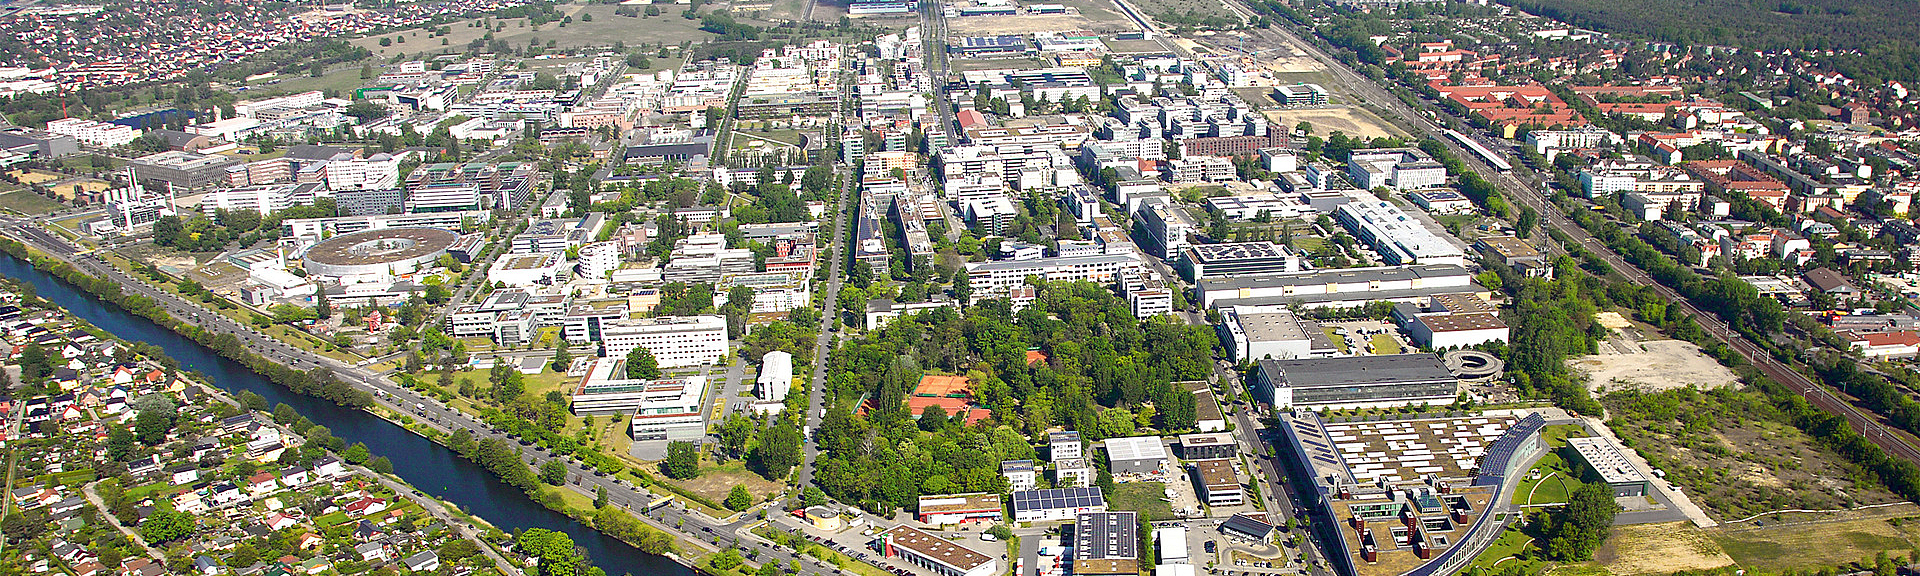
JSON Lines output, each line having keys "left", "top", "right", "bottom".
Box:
{"left": 541, "top": 459, "right": 568, "bottom": 485}
{"left": 664, "top": 440, "right": 699, "bottom": 479}
{"left": 711, "top": 549, "right": 743, "bottom": 571}
{"left": 139, "top": 510, "right": 196, "bottom": 543}
{"left": 552, "top": 339, "right": 573, "bottom": 371}
{"left": 625, "top": 346, "right": 660, "bottom": 379}
{"left": 1541, "top": 483, "right": 1620, "bottom": 561}
{"left": 367, "top": 456, "right": 393, "bottom": 474}
{"left": 342, "top": 442, "right": 371, "bottom": 465}
{"left": 725, "top": 485, "right": 752, "bottom": 511}
{"left": 134, "top": 409, "right": 173, "bottom": 445}
{"left": 517, "top": 529, "right": 584, "bottom": 576}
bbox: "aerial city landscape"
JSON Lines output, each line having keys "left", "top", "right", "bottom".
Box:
{"left": 2, "top": 0, "right": 1920, "bottom": 575}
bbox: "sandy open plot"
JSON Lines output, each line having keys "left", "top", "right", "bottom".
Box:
{"left": 1263, "top": 107, "right": 1404, "bottom": 139}
{"left": 1571, "top": 339, "right": 1739, "bottom": 393}
{"left": 1587, "top": 522, "right": 1735, "bottom": 576}
{"left": 1595, "top": 311, "right": 1632, "bottom": 330}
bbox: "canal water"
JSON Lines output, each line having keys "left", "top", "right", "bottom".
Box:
{"left": 0, "top": 254, "right": 693, "bottom": 576}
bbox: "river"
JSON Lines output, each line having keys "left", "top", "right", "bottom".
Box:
{"left": 0, "top": 254, "right": 694, "bottom": 576}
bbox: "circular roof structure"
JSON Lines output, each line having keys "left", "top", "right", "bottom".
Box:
{"left": 1444, "top": 349, "right": 1505, "bottom": 379}
{"left": 304, "top": 227, "right": 460, "bottom": 276}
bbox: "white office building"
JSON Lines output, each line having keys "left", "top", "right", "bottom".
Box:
{"left": 576, "top": 241, "right": 621, "bottom": 279}
{"left": 598, "top": 315, "right": 729, "bottom": 367}
{"left": 757, "top": 351, "right": 793, "bottom": 402}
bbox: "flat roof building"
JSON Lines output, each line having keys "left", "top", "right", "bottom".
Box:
{"left": 1189, "top": 459, "right": 1243, "bottom": 507}
{"left": 1049, "top": 431, "right": 1084, "bottom": 461}
{"left": 1103, "top": 436, "right": 1170, "bottom": 476}
{"left": 916, "top": 492, "right": 1004, "bottom": 526}
{"left": 1181, "top": 241, "right": 1304, "bottom": 280}
{"left": 1010, "top": 487, "right": 1107, "bottom": 523}
{"left": 1197, "top": 264, "right": 1480, "bottom": 310}
{"left": 1003, "top": 460, "right": 1038, "bottom": 492}
{"left": 1177, "top": 432, "right": 1236, "bottom": 461}
{"left": 757, "top": 351, "right": 793, "bottom": 403}
{"left": 598, "top": 315, "right": 728, "bottom": 368}
{"left": 1074, "top": 511, "right": 1139, "bottom": 576}
{"left": 879, "top": 525, "right": 999, "bottom": 576}
{"left": 1154, "top": 527, "right": 1188, "bottom": 564}
{"left": 1566, "top": 436, "right": 1649, "bottom": 497}
{"left": 1251, "top": 354, "right": 1458, "bottom": 409}
{"left": 1219, "top": 307, "right": 1337, "bottom": 363}
{"left": 1334, "top": 200, "right": 1469, "bottom": 266}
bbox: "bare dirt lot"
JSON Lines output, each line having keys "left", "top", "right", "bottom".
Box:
{"left": 1586, "top": 521, "right": 1735, "bottom": 576}
{"left": 1571, "top": 339, "right": 1740, "bottom": 393}
{"left": 1262, "top": 107, "right": 1404, "bottom": 139}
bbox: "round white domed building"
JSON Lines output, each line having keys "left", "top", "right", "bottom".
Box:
{"left": 303, "top": 227, "right": 460, "bottom": 279}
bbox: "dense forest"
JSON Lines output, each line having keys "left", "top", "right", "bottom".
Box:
{"left": 811, "top": 281, "right": 1217, "bottom": 514}
{"left": 1503, "top": 0, "right": 1920, "bottom": 83}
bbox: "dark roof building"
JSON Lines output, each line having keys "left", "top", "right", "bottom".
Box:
{"left": 1251, "top": 354, "right": 1458, "bottom": 409}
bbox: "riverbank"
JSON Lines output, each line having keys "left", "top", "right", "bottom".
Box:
{"left": 0, "top": 235, "right": 709, "bottom": 576}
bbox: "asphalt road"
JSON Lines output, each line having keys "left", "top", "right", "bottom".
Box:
{"left": 0, "top": 219, "right": 858, "bottom": 576}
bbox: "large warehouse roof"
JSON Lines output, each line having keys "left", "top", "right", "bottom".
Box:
{"left": 1257, "top": 354, "right": 1454, "bottom": 389}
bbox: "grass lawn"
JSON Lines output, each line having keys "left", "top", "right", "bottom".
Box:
{"left": 0, "top": 189, "right": 64, "bottom": 215}
{"left": 1369, "top": 334, "right": 1402, "bottom": 354}
{"left": 123, "top": 482, "right": 178, "bottom": 502}
{"left": 670, "top": 459, "right": 783, "bottom": 508}
{"left": 1109, "top": 481, "right": 1176, "bottom": 521}
{"left": 1323, "top": 327, "right": 1348, "bottom": 354}
{"left": 1464, "top": 524, "right": 1545, "bottom": 575}
{"left": 1511, "top": 455, "right": 1574, "bottom": 506}
{"left": 1709, "top": 509, "right": 1920, "bottom": 574}
{"left": 316, "top": 511, "right": 351, "bottom": 527}
{"left": 237, "top": 64, "right": 373, "bottom": 100}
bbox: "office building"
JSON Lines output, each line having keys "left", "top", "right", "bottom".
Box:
{"left": 201, "top": 182, "right": 323, "bottom": 215}
{"left": 1346, "top": 148, "right": 1445, "bottom": 191}
{"left": 964, "top": 253, "right": 1143, "bottom": 296}
{"left": 598, "top": 315, "right": 729, "bottom": 367}
{"left": 757, "top": 351, "right": 793, "bottom": 403}
{"left": 1182, "top": 242, "right": 1304, "bottom": 279}
{"left": 1190, "top": 459, "right": 1243, "bottom": 506}
{"left": 130, "top": 150, "right": 241, "bottom": 193}
{"left": 46, "top": 117, "right": 140, "bottom": 147}
{"left": 1272, "top": 83, "right": 1329, "bottom": 106}
{"left": 1251, "top": 354, "right": 1458, "bottom": 409}
{"left": 1177, "top": 432, "right": 1237, "bottom": 461}
{"left": 406, "top": 183, "right": 483, "bottom": 213}
{"left": 1049, "top": 431, "right": 1084, "bottom": 461}
{"left": 1009, "top": 487, "right": 1107, "bottom": 523}
{"left": 334, "top": 188, "right": 406, "bottom": 216}
{"left": 1073, "top": 511, "right": 1139, "bottom": 576}
{"left": 562, "top": 304, "right": 629, "bottom": 344}
{"left": 1566, "top": 437, "right": 1649, "bottom": 497}
{"left": 1103, "top": 436, "right": 1169, "bottom": 476}
{"left": 1053, "top": 458, "right": 1093, "bottom": 488}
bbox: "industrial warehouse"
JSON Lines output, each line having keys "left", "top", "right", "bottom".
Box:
{"left": 1250, "top": 354, "right": 1460, "bottom": 409}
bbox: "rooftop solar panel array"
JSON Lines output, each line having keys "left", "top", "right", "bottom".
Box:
{"left": 1010, "top": 487, "right": 1106, "bottom": 512}
{"left": 1474, "top": 413, "right": 1545, "bottom": 486}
